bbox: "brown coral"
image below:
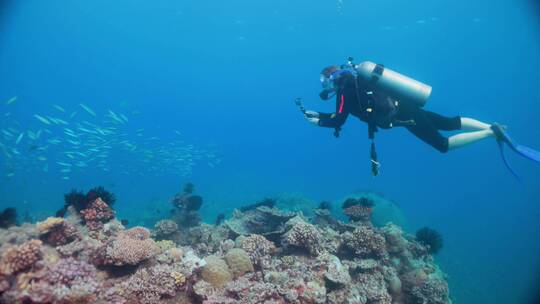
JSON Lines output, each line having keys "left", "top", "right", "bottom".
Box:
{"left": 0, "top": 239, "right": 42, "bottom": 275}
{"left": 225, "top": 248, "right": 254, "bottom": 278}
{"left": 201, "top": 256, "right": 232, "bottom": 287}
{"left": 36, "top": 217, "right": 79, "bottom": 246}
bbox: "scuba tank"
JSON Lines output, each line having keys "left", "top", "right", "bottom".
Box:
{"left": 354, "top": 61, "right": 432, "bottom": 107}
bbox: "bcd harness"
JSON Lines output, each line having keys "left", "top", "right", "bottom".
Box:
{"left": 333, "top": 63, "right": 416, "bottom": 176}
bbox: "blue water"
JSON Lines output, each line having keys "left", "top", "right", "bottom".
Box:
{"left": 1, "top": 0, "right": 540, "bottom": 303}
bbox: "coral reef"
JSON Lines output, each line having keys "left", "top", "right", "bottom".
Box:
{"left": 342, "top": 197, "right": 375, "bottom": 223}
{"left": 283, "top": 219, "right": 323, "bottom": 256}
{"left": 154, "top": 219, "right": 179, "bottom": 239}
{"left": 225, "top": 206, "right": 295, "bottom": 241}
{"left": 238, "top": 234, "right": 276, "bottom": 266}
{"left": 37, "top": 217, "right": 79, "bottom": 246}
{"left": 238, "top": 197, "right": 276, "bottom": 212}
{"left": 342, "top": 225, "right": 387, "bottom": 259}
{"left": 0, "top": 192, "right": 451, "bottom": 304}
{"left": 80, "top": 198, "right": 115, "bottom": 232}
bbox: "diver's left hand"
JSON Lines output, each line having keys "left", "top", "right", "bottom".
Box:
{"left": 304, "top": 110, "right": 320, "bottom": 125}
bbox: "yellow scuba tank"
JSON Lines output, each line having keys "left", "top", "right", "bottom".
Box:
{"left": 354, "top": 61, "right": 432, "bottom": 107}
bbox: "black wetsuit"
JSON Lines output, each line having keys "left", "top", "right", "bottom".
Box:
{"left": 317, "top": 75, "right": 462, "bottom": 153}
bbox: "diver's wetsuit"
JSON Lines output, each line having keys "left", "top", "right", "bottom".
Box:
{"left": 317, "top": 75, "right": 462, "bottom": 153}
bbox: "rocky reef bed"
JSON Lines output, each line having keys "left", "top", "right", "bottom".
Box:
{"left": 0, "top": 193, "right": 451, "bottom": 304}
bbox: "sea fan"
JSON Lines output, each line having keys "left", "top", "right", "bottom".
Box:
{"left": 0, "top": 207, "right": 17, "bottom": 228}
{"left": 185, "top": 195, "right": 203, "bottom": 211}
{"left": 239, "top": 198, "right": 276, "bottom": 212}
{"left": 416, "top": 227, "right": 443, "bottom": 254}
{"left": 63, "top": 189, "right": 87, "bottom": 212}
{"left": 86, "top": 186, "right": 116, "bottom": 207}
{"left": 318, "top": 201, "right": 332, "bottom": 211}
{"left": 183, "top": 182, "right": 195, "bottom": 194}
{"left": 215, "top": 213, "right": 225, "bottom": 226}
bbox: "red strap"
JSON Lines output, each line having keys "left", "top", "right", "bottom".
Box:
{"left": 338, "top": 94, "right": 345, "bottom": 114}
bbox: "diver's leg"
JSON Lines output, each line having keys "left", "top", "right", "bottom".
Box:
{"left": 447, "top": 129, "right": 494, "bottom": 151}
{"left": 424, "top": 111, "right": 490, "bottom": 131}
{"left": 460, "top": 117, "right": 491, "bottom": 131}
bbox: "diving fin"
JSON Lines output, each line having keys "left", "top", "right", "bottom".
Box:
{"left": 495, "top": 139, "right": 521, "bottom": 181}
{"left": 491, "top": 123, "right": 540, "bottom": 179}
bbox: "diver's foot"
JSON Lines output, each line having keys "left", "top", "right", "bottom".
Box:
{"left": 490, "top": 123, "right": 507, "bottom": 141}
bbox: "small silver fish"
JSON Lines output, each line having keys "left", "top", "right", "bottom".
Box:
{"left": 15, "top": 133, "right": 24, "bottom": 145}
{"left": 52, "top": 104, "right": 66, "bottom": 112}
{"left": 5, "top": 96, "right": 17, "bottom": 105}
{"left": 34, "top": 115, "right": 51, "bottom": 125}
{"left": 79, "top": 103, "right": 96, "bottom": 116}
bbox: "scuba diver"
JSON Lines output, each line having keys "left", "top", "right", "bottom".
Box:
{"left": 298, "top": 58, "right": 540, "bottom": 178}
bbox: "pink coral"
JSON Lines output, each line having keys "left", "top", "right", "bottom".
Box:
{"left": 80, "top": 198, "right": 115, "bottom": 231}
{"left": 0, "top": 275, "right": 9, "bottom": 293}
{"left": 104, "top": 227, "right": 158, "bottom": 266}
{"left": 0, "top": 239, "right": 42, "bottom": 275}
{"left": 45, "top": 257, "right": 97, "bottom": 285}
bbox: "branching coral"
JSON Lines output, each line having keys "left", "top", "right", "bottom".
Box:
{"left": 416, "top": 227, "right": 443, "bottom": 254}
{"left": 343, "top": 226, "right": 387, "bottom": 259}
{"left": 115, "top": 264, "right": 179, "bottom": 304}
{"left": 104, "top": 227, "right": 158, "bottom": 266}
{"left": 410, "top": 278, "right": 450, "bottom": 304}
{"left": 0, "top": 208, "right": 17, "bottom": 228}
{"left": 239, "top": 234, "right": 276, "bottom": 266}
{"left": 283, "top": 221, "right": 323, "bottom": 255}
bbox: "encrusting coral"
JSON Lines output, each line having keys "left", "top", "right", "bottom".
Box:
{"left": 0, "top": 191, "right": 451, "bottom": 304}
{"left": 0, "top": 239, "right": 42, "bottom": 275}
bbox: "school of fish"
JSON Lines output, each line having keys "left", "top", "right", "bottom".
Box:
{"left": 0, "top": 97, "right": 221, "bottom": 180}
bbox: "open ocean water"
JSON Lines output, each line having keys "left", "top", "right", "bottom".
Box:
{"left": 1, "top": 0, "right": 540, "bottom": 303}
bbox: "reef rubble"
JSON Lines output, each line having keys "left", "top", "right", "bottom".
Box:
{"left": 0, "top": 195, "right": 451, "bottom": 304}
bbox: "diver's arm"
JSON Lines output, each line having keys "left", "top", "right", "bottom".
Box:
{"left": 318, "top": 111, "right": 349, "bottom": 128}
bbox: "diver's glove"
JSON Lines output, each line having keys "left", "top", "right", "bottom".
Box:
{"left": 304, "top": 110, "right": 320, "bottom": 125}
